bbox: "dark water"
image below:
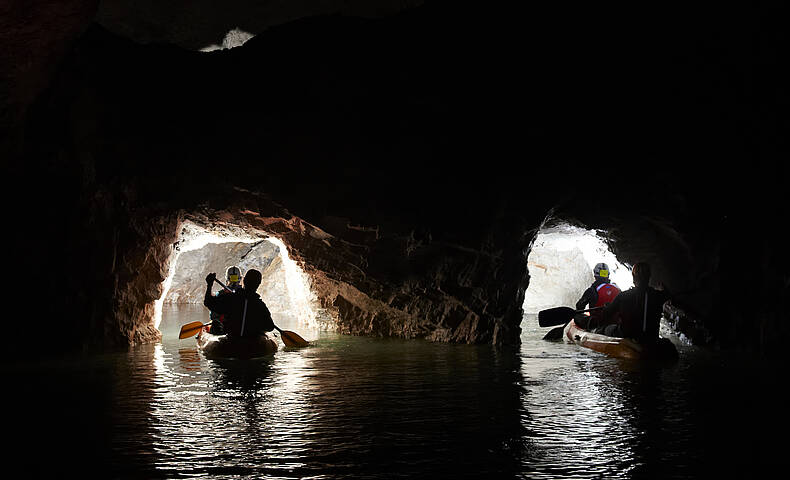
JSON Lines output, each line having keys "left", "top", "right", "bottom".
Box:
{"left": 6, "top": 305, "right": 781, "bottom": 479}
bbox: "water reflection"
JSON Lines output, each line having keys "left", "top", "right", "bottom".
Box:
{"left": 8, "top": 306, "right": 780, "bottom": 478}
{"left": 148, "top": 304, "right": 532, "bottom": 478}
{"left": 177, "top": 347, "right": 202, "bottom": 371}
{"left": 519, "top": 314, "right": 745, "bottom": 479}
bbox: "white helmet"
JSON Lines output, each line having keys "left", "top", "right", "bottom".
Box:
{"left": 593, "top": 263, "right": 610, "bottom": 278}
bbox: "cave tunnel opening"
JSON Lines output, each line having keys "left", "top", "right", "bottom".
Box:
{"left": 154, "top": 220, "right": 323, "bottom": 340}
{"left": 521, "top": 221, "right": 633, "bottom": 333}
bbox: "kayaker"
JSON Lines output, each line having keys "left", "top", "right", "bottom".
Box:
{"left": 207, "top": 266, "right": 243, "bottom": 334}
{"left": 600, "top": 262, "right": 670, "bottom": 343}
{"left": 204, "top": 269, "right": 275, "bottom": 338}
{"left": 574, "top": 262, "right": 620, "bottom": 330}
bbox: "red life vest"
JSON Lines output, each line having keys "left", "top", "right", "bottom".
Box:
{"left": 594, "top": 282, "right": 621, "bottom": 307}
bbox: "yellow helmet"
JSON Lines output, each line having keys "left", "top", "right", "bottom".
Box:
{"left": 593, "top": 263, "right": 610, "bottom": 278}
{"left": 226, "top": 266, "right": 242, "bottom": 284}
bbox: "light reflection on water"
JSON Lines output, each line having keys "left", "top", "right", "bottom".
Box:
{"left": 5, "top": 306, "right": 780, "bottom": 479}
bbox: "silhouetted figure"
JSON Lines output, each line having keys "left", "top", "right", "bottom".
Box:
{"left": 600, "top": 262, "right": 670, "bottom": 343}
{"left": 574, "top": 262, "right": 620, "bottom": 330}
{"left": 208, "top": 265, "right": 243, "bottom": 334}
{"left": 204, "top": 269, "right": 275, "bottom": 338}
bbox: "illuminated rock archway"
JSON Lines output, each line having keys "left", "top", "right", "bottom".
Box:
{"left": 154, "top": 220, "right": 322, "bottom": 336}
{"left": 523, "top": 222, "right": 632, "bottom": 316}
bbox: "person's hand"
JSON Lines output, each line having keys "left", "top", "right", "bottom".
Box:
{"left": 206, "top": 273, "right": 217, "bottom": 286}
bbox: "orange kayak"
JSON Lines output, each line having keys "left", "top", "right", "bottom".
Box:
{"left": 563, "top": 320, "right": 677, "bottom": 361}
{"left": 196, "top": 326, "right": 278, "bottom": 360}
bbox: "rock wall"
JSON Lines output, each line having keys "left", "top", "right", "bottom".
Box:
{"left": 164, "top": 241, "right": 281, "bottom": 304}
{"left": 177, "top": 192, "right": 528, "bottom": 346}
{"left": 3, "top": 2, "right": 788, "bottom": 358}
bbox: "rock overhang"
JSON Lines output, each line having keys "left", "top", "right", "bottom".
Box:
{"left": 3, "top": 1, "right": 786, "bottom": 359}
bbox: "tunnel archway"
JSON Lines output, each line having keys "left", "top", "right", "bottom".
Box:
{"left": 154, "top": 220, "right": 324, "bottom": 339}
{"left": 522, "top": 221, "right": 632, "bottom": 318}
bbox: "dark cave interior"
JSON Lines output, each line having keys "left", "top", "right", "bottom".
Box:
{"left": 2, "top": 1, "right": 787, "bottom": 360}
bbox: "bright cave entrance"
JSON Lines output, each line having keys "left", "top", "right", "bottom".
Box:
{"left": 521, "top": 222, "right": 632, "bottom": 332}
{"left": 155, "top": 220, "right": 323, "bottom": 340}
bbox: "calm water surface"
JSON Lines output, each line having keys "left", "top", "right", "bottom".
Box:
{"left": 7, "top": 305, "right": 780, "bottom": 479}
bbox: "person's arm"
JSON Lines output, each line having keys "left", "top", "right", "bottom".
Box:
{"left": 204, "top": 273, "right": 224, "bottom": 312}
{"left": 261, "top": 303, "right": 275, "bottom": 332}
{"left": 254, "top": 298, "right": 274, "bottom": 335}
{"left": 576, "top": 287, "right": 594, "bottom": 310}
{"left": 208, "top": 289, "right": 227, "bottom": 320}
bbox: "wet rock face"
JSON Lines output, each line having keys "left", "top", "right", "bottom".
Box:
{"left": 176, "top": 195, "right": 528, "bottom": 346}
{"left": 4, "top": 2, "right": 788, "bottom": 357}
{"left": 40, "top": 191, "right": 179, "bottom": 352}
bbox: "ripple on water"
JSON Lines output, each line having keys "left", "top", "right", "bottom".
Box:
{"left": 6, "top": 306, "right": 781, "bottom": 479}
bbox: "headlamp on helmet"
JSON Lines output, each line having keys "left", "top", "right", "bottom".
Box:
{"left": 226, "top": 266, "right": 242, "bottom": 284}
{"left": 593, "top": 263, "right": 610, "bottom": 278}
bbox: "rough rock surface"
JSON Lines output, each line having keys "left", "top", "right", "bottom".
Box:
{"left": 163, "top": 241, "right": 281, "bottom": 304}
{"left": 3, "top": 2, "right": 788, "bottom": 358}
{"left": 178, "top": 191, "right": 522, "bottom": 345}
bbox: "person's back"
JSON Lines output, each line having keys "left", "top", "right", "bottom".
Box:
{"left": 607, "top": 285, "right": 668, "bottom": 342}
{"left": 204, "top": 269, "right": 275, "bottom": 338}
{"left": 208, "top": 266, "right": 243, "bottom": 334}
{"left": 575, "top": 263, "right": 620, "bottom": 329}
{"left": 602, "top": 262, "right": 669, "bottom": 343}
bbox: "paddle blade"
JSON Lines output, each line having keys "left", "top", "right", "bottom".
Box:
{"left": 542, "top": 325, "right": 566, "bottom": 341}
{"left": 179, "top": 321, "right": 205, "bottom": 339}
{"left": 280, "top": 330, "right": 309, "bottom": 348}
{"left": 538, "top": 306, "right": 577, "bottom": 327}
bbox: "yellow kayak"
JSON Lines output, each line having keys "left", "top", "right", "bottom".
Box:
{"left": 563, "top": 320, "right": 677, "bottom": 361}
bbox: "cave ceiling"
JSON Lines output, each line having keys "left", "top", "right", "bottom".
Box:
{"left": 2, "top": 1, "right": 787, "bottom": 356}
{"left": 96, "top": 0, "right": 424, "bottom": 51}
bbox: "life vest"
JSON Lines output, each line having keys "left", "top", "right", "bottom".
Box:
{"left": 594, "top": 282, "right": 621, "bottom": 307}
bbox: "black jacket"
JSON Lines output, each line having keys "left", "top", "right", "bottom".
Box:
{"left": 603, "top": 286, "right": 669, "bottom": 343}
{"left": 204, "top": 287, "right": 275, "bottom": 337}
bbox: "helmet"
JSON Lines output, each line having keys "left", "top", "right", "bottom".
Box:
{"left": 226, "top": 266, "right": 242, "bottom": 284}
{"left": 593, "top": 263, "right": 610, "bottom": 278}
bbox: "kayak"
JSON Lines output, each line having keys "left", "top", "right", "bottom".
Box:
{"left": 563, "top": 320, "right": 678, "bottom": 361}
{"left": 196, "top": 326, "right": 278, "bottom": 360}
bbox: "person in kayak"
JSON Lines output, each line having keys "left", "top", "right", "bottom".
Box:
{"left": 599, "top": 262, "right": 670, "bottom": 343}
{"left": 207, "top": 265, "right": 243, "bottom": 334}
{"left": 204, "top": 269, "right": 275, "bottom": 338}
{"left": 574, "top": 262, "right": 620, "bottom": 330}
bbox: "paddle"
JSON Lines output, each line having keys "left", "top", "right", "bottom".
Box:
{"left": 538, "top": 306, "right": 604, "bottom": 327}
{"left": 213, "top": 278, "right": 310, "bottom": 348}
{"left": 542, "top": 325, "right": 566, "bottom": 341}
{"left": 179, "top": 321, "right": 208, "bottom": 339}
